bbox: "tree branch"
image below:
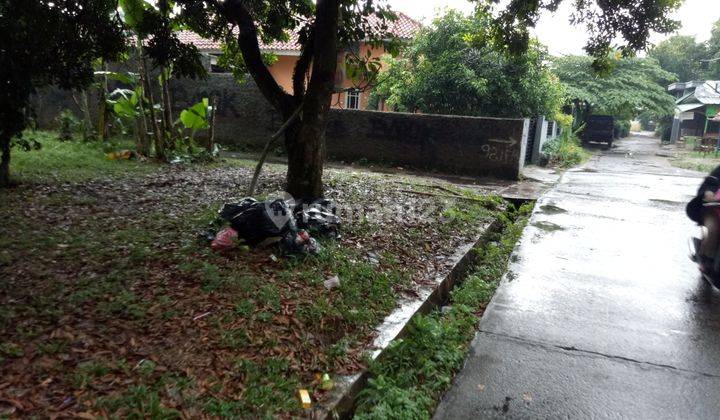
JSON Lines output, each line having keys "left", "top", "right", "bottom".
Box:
{"left": 246, "top": 104, "right": 303, "bottom": 196}
{"left": 292, "top": 29, "right": 315, "bottom": 99}
{"left": 221, "top": 0, "right": 291, "bottom": 111}
{"left": 302, "top": 0, "right": 340, "bottom": 118}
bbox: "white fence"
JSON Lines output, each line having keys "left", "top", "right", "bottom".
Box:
{"left": 526, "top": 115, "right": 561, "bottom": 165}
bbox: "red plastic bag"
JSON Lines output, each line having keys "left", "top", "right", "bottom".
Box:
{"left": 211, "top": 227, "right": 239, "bottom": 251}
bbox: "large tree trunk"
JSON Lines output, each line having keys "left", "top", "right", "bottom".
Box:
{"left": 285, "top": 106, "right": 327, "bottom": 200}
{"left": 225, "top": 0, "right": 338, "bottom": 200}
{"left": 0, "top": 132, "right": 11, "bottom": 188}
{"left": 285, "top": 118, "right": 326, "bottom": 200}
{"left": 285, "top": 0, "right": 338, "bottom": 199}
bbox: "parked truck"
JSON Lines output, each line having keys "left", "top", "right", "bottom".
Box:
{"left": 583, "top": 115, "right": 615, "bottom": 148}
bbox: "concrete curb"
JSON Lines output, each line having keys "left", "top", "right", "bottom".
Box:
{"left": 316, "top": 217, "right": 507, "bottom": 419}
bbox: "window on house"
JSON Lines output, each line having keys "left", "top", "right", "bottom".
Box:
{"left": 346, "top": 89, "right": 361, "bottom": 110}
{"left": 208, "top": 54, "right": 227, "bottom": 73}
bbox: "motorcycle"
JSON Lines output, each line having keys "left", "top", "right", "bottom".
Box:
{"left": 691, "top": 201, "right": 720, "bottom": 289}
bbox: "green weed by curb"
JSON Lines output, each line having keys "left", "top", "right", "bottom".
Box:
{"left": 353, "top": 203, "right": 533, "bottom": 420}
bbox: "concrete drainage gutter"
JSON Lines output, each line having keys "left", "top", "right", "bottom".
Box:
{"left": 315, "top": 216, "right": 508, "bottom": 419}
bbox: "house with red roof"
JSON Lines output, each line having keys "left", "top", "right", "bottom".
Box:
{"left": 178, "top": 12, "right": 421, "bottom": 111}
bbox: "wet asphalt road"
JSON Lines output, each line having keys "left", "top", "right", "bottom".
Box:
{"left": 434, "top": 136, "right": 720, "bottom": 419}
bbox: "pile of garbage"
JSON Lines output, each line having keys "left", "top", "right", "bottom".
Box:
{"left": 205, "top": 197, "right": 340, "bottom": 256}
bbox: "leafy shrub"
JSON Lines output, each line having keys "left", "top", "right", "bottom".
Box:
{"left": 613, "top": 119, "right": 631, "bottom": 138}
{"left": 55, "top": 109, "right": 81, "bottom": 141}
{"left": 553, "top": 112, "right": 573, "bottom": 128}
{"left": 542, "top": 130, "right": 590, "bottom": 168}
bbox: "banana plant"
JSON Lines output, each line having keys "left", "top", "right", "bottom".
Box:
{"left": 168, "top": 98, "right": 218, "bottom": 163}
{"left": 94, "top": 70, "right": 136, "bottom": 86}
{"left": 107, "top": 88, "right": 140, "bottom": 121}
{"left": 118, "top": 0, "right": 206, "bottom": 162}
{"left": 179, "top": 98, "right": 212, "bottom": 141}
{"left": 105, "top": 88, "right": 143, "bottom": 139}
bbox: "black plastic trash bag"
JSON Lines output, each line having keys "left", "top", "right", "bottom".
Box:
{"left": 218, "top": 197, "right": 257, "bottom": 221}
{"left": 294, "top": 198, "right": 341, "bottom": 238}
{"left": 219, "top": 198, "right": 297, "bottom": 246}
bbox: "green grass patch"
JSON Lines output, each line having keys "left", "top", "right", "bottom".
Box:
{"left": 97, "top": 385, "right": 181, "bottom": 419}
{"left": 1, "top": 132, "right": 507, "bottom": 417}
{"left": 441, "top": 193, "right": 501, "bottom": 227}
{"left": 353, "top": 203, "right": 533, "bottom": 419}
{"left": 9, "top": 130, "right": 155, "bottom": 183}
{"left": 203, "top": 358, "right": 301, "bottom": 418}
{"left": 669, "top": 135, "right": 720, "bottom": 173}
{"left": 671, "top": 156, "right": 720, "bottom": 174}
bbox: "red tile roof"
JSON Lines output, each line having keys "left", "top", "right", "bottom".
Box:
{"left": 177, "top": 12, "right": 421, "bottom": 53}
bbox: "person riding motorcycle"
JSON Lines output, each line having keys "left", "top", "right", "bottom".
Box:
{"left": 687, "top": 165, "right": 720, "bottom": 271}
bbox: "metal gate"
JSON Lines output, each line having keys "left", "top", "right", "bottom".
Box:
{"left": 525, "top": 117, "right": 537, "bottom": 164}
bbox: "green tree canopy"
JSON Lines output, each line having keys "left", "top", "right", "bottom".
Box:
{"left": 175, "top": 0, "right": 398, "bottom": 199}
{"left": 482, "top": 0, "right": 682, "bottom": 71}
{"left": 373, "top": 10, "right": 565, "bottom": 119}
{"left": 705, "top": 19, "right": 720, "bottom": 79}
{"left": 0, "top": 0, "right": 126, "bottom": 186}
{"left": 648, "top": 35, "right": 707, "bottom": 82}
{"left": 553, "top": 55, "right": 677, "bottom": 121}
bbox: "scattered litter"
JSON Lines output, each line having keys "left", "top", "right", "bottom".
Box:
{"left": 106, "top": 150, "right": 134, "bottom": 160}
{"left": 270, "top": 254, "right": 278, "bottom": 262}
{"left": 367, "top": 252, "right": 380, "bottom": 266}
{"left": 207, "top": 197, "right": 341, "bottom": 257}
{"left": 281, "top": 229, "right": 320, "bottom": 255}
{"left": 294, "top": 199, "right": 341, "bottom": 238}
{"left": 320, "top": 373, "right": 334, "bottom": 391}
{"left": 441, "top": 306, "right": 452, "bottom": 315}
{"left": 192, "top": 311, "right": 212, "bottom": 321}
{"left": 57, "top": 396, "right": 76, "bottom": 410}
{"left": 133, "top": 359, "right": 147, "bottom": 371}
{"left": 298, "top": 389, "right": 312, "bottom": 409}
{"left": 210, "top": 227, "right": 239, "bottom": 252}
{"left": 324, "top": 275, "right": 341, "bottom": 290}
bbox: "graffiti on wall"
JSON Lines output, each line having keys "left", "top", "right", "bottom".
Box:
{"left": 484, "top": 138, "right": 521, "bottom": 164}
{"left": 363, "top": 113, "right": 523, "bottom": 165}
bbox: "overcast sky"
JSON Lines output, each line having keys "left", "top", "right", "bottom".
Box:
{"left": 386, "top": 0, "right": 720, "bottom": 56}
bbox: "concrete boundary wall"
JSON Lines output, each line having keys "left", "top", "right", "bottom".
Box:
{"left": 31, "top": 74, "right": 530, "bottom": 180}
{"left": 158, "top": 76, "right": 530, "bottom": 179}
{"left": 326, "top": 110, "right": 529, "bottom": 180}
